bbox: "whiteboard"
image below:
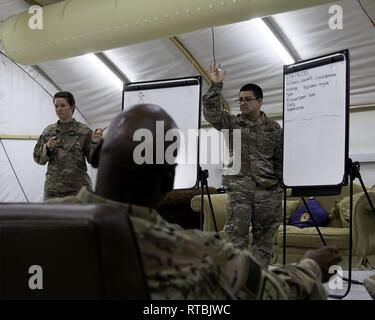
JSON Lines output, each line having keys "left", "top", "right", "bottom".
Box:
{"left": 123, "top": 77, "right": 201, "bottom": 189}
{"left": 283, "top": 51, "right": 349, "bottom": 188}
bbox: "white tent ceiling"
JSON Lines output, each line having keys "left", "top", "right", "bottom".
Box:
{"left": 0, "top": 0, "right": 28, "bottom": 21}
{"left": 1, "top": 0, "right": 374, "bottom": 129}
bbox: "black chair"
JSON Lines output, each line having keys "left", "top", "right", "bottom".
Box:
{"left": 0, "top": 204, "right": 149, "bottom": 299}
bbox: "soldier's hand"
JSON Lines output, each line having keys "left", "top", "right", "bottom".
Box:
{"left": 46, "top": 136, "right": 58, "bottom": 150}
{"left": 91, "top": 128, "right": 105, "bottom": 144}
{"left": 303, "top": 246, "right": 342, "bottom": 283}
{"left": 208, "top": 63, "right": 225, "bottom": 83}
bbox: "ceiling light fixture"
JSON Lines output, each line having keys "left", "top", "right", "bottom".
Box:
{"left": 86, "top": 53, "right": 124, "bottom": 90}
{"left": 252, "top": 18, "right": 295, "bottom": 65}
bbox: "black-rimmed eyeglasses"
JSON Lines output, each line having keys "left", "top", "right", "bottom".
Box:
{"left": 235, "top": 97, "right": 258, "bottom": 104}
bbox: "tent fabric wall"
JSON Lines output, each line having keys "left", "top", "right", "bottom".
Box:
{"left": 0, "top": 0, "right": 28, "bottom": 22}
{"left": 177, "top": 21, "right": 285, "bottom": 115}
{"left": 0, "top": 141, "right": 29, "bottom": 202}
{"left": 0, "top": 140, "right": 45, "bottom": 202}
{"left": 349, "top": 111, "right": 375, "bottom": 157}
{"left": 0, "top": 53, "right": 56, "bottom": 135}
{"left": 105, "top": 38, "right": 209, "bottom": 91}
{"left": 38, "top": 55, "right": 123, "bottom": 130}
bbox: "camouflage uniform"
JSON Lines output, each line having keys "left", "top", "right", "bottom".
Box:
{"left": 203, "top": 83, "right": 283, "bottom": 267}
{"left": 49, "top": 186, "right": 327, "bottom": 300}
{"left": 33, "top": 119, "right": 94, "bottom": 200}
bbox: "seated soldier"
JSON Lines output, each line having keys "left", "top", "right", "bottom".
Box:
{"left": 50, "top": 104, "right": 341, "bottom": 299}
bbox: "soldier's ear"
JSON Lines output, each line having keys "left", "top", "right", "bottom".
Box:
{"left": 91, "top": 139, "right": 103, "bottom": 168}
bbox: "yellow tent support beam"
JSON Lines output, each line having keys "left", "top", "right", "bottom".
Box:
{"left": 0, "top": 135, "right": 39, "bottom": 140}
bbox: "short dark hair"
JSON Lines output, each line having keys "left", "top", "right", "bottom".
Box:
{"left": 240, "top": 83, "right": 263, "bottom": 100}
{"left": 53, "top": 91, "right": 76, "bottom": 107}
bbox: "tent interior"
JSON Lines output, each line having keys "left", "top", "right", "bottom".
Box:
{"left": 0, "top": 0, "right": 374, "bottom": 300}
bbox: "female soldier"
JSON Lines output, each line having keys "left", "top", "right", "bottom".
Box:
{"left": 33, "top": 91, "right": 103, "bottom": 200}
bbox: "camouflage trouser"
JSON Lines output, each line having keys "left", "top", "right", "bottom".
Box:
{"left": 44, "top": 179, "right": 92, "bottom": 201}
{"left": 223, "top": 178, "right": 282, "bottom": 267}
{"left": 44, "top": 190, "right": 80, "bottom": 201}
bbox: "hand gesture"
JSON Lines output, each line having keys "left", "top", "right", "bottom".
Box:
{"left": 208, "top": 63, "right": 225, "bottom": 84}
{"left": 91, "top": 127, "right": 106, "bottom": 144}
{"left": 46, "top": 136, "right": 58, "bottom": 150}
{"left": 303, "top": 246, "right": 342, "bottom": 282}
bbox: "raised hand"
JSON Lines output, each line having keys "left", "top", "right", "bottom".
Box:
{"left": 208, "top": 63, "right": 225, "bottom": 84}
{"left": 303, "top": 246, "right": 342, "bottom": 282}
{"left": 91, "top": 127, "right": 106, "bottom": 144}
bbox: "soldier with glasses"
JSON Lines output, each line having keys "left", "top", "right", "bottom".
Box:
{"left": 203, "top": 64, "right": 283, "bottom": 267}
